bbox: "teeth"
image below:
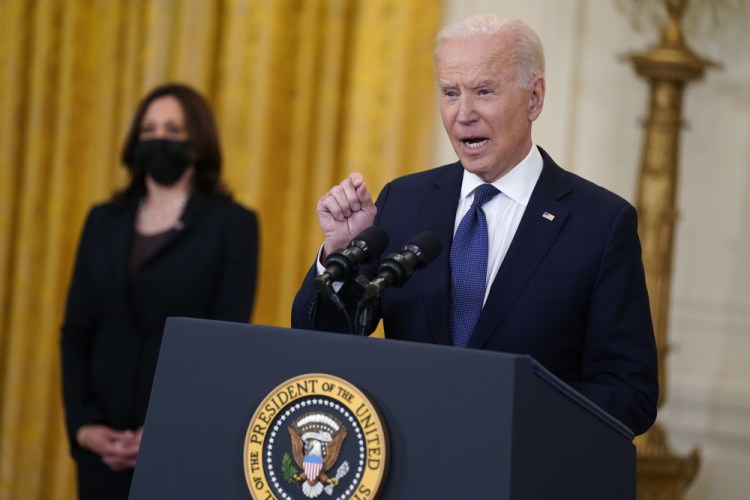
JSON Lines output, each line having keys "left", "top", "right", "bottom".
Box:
{"left": 463, "top": 139, "right": 488, "bottom": 149}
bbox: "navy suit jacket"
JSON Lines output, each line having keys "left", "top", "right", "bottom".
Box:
{"left": 292, "top": 147, "right": 658, "bottom": 435}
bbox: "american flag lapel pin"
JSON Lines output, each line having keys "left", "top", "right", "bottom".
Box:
{"left": 542, "top": 211, "right": 555, "bottom": 221}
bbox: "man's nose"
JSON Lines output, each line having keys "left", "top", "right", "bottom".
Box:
{"left": 456, "top": 96, "right": 478, "bottom": 124}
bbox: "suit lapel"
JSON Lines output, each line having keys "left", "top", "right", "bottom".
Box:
{"left": 468, "top": 152, "right": 572, "bottom": 349}
{"left": 421, "top": 164, "right": 463, "bottom": 346}
{"left": 110, "top": 198, "right": 138, "bottom": 323}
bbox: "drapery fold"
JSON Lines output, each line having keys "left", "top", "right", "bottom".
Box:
{"left": 0, "top": 1, "right": 441, "bottom": 497}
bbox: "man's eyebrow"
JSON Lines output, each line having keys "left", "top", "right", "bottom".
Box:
{"left": 438, "top": 80, "right": 498, "bottom": 90}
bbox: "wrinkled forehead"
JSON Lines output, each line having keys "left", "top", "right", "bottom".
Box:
{"left": 436, "top": 35, "right": 516, "bottom": 83}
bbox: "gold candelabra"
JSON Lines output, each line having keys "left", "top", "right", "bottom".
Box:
{"left": 621, "top": 0, "right": 725, "bottom": 497}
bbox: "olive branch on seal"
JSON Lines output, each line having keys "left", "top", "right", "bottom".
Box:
{"left": 281, "top": 453, "right": 299, "bottom": 483}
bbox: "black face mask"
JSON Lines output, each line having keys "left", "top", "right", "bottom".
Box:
{"left": 132, "top": 139, "right": 192, "bottom": 186}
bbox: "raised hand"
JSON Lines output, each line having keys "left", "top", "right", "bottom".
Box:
{"left": 316, "top": 173, "right": 377, "bottom": 261}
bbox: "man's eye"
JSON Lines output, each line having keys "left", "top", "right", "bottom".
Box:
{"left": 478, "top": 89, "right": 492, "bottom": 96}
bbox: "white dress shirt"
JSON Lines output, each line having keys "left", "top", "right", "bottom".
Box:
{"left": 454, "top": 144, "right": 543, "bottom": 304}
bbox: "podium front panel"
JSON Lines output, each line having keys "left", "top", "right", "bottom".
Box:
{"left": 130, "top": 318, "right": 634, "bottom": 499}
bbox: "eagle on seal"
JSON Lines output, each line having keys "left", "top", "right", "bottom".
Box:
{"left": 288, "top": 413, "right": 347, "bottom": 498}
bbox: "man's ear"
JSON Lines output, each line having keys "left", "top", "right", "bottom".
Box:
{"left": 528, "top": 76, "right": 545, "bottom": 122}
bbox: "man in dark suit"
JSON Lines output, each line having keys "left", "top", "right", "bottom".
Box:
{"left": 292, "top": 14, "right": 658, "bottom": 436}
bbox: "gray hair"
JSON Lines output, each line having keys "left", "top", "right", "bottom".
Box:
{"left": 435, "top": 14, "right": 545, "bottom": 90}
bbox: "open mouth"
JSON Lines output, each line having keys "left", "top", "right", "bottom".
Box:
{"left": 461, "top": 137, "right": 489, "bottom": 150}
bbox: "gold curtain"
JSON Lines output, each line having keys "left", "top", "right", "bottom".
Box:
{"left": 0, "top": 0, "right": 442, "bottom": 497}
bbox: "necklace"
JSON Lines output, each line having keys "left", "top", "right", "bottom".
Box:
{"left": 138, "top": 195, "right": 188, "bottom": 223}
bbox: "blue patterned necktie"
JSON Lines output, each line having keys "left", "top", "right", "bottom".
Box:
{"left": 450, "top": 184, "right": 500, "bottom": 347}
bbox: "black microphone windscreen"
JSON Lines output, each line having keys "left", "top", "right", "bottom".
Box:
{"left": 404, "top": 231, "right": 442, "bottom": 267}
{"left": 352, "top": 225, "right": 389, "bottom": 261}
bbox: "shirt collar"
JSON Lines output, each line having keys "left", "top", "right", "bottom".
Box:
{"left": 459, "top": 143, "right": 543, "bottom": 206}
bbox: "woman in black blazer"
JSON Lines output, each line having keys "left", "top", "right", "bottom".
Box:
{"left": 60, "top": 83, "right": 259, "bottom": 499}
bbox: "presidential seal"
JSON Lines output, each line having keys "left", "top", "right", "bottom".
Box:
{"left": 244, "top": 373, "right": 389, "bottom": 499}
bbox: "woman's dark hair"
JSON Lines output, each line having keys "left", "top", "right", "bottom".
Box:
{"left": 117, "top": 83, "right": 230, "bottom": 202}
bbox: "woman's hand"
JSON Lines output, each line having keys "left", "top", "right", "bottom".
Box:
{"left": 78, "top": 424, "right": 142, "bottom": 471}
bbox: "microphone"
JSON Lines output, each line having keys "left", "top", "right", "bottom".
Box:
{"left": 314, "top": 225, "right": 389, "bottom": 293}
{"left": 362, "top": 231, "right": 442, "bottom": 301}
